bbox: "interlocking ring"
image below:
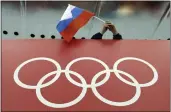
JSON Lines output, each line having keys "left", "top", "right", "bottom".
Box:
{"left": 36, "top": 70, "right": 87, "bottom": 108}
{"left": 65, "top": 57, "right": 110, "bottom": 88}
{"left": 14, "top": 57, "right": 61, "bottom": 89}
{"left": 113, "top": 57, "right": 158, "bottom": 87}
{"left": 91, "top": 69, "right": 141, "bottom": 106}
{"left": 14, "top": 57, "right": 158, "bottom": 108}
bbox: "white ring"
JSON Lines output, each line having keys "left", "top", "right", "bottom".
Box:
{"left": 36, "top": 70, "right": 87, "bottom": 108}
{"left": 113, "top": 57, "right": 158, "bottom": 87}
{"left": 91, "top": 69, "right": 141, "bottom": 106}
{"left": 65, "top": 57, "right": 110, "bottom": 88}
{"left": 14, "top": 57, "right": 61, "bottom": 89}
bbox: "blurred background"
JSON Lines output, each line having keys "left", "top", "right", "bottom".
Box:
{"left": 2, "top": 1, "right": 170, "bottom": 40}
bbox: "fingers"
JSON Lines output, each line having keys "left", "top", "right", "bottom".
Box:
{"left": 104, "top": 21, "right": 116, "bottom": 32}
{"left": 104, "top": 24, "right": 109, "bottom": 28}
{"left": 103, "top": 21, "right": 117, "bottom": 34}
{"left": 105, "top": 21, "right": 111, "bottom": 28}
{"left": 104, "top": 22, "right": 114, "bottom": 28}
{"left": 106, "top": 24, "right": 114, "bottom": 30}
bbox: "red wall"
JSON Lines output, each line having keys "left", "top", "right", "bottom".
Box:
{"left": 2, "top": 40, "right": 170, "bottom": 111}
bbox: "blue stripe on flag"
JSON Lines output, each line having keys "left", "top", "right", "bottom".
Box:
{"left": 56, "top": 7, "right": 83, "bottom": 33}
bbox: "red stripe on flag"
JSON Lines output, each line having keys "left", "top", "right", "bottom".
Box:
{"left": 61, "top": 10, "right": 94, "bottom": 42}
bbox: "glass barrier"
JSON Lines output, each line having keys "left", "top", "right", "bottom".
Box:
{"left": 2, "top": 1, "right": 170, "bottom": 40}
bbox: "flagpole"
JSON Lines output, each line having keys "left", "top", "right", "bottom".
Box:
{"left": 93, "top": 16, "right": 105, "bottom": 23}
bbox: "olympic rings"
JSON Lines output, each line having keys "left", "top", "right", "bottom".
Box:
{"left": 13, "top": 57, "right": 158, "bottom": 108}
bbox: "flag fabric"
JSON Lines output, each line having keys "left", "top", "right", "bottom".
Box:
{"left": 56, "top": 4, "right": 94, "bottom": 42}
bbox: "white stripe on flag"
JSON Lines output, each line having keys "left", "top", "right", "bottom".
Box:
{"left": 61, "top": 4, "right": 75, "bottom": 21}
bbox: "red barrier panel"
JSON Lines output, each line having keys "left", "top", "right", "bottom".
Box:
{"left": 2, "top": 40, "right": 170, "bottom": 111}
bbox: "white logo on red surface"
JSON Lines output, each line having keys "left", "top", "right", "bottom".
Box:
{"left": 14, "top": 57, "right": 158, "bottom": 108}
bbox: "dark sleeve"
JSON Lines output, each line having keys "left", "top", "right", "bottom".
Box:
{"left": 113, "top": 33, "right": 122, "bottom": 40}
{"left": 91, "top": 32, "right": 103, "bottom": 39}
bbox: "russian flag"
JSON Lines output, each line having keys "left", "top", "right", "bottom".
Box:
{"left": 56, "top": 4, "right": 94, "bottom": 42}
